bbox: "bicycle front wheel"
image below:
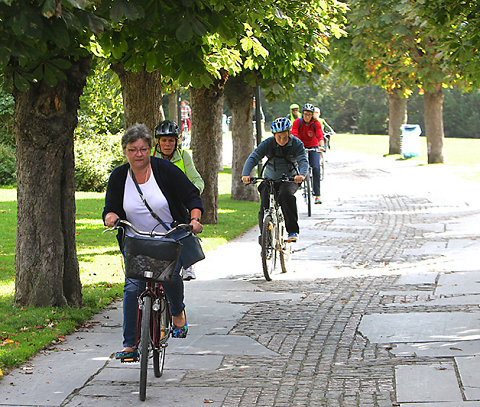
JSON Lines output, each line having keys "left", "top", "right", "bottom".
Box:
{"left": 279, "top": 221, "right": 291, "bottom": 273}
{"left": 320, "top": 151, "right": 325, "bottom": 181}
{"left": 305, "top": 171, "right": 312, "bottom": 217}
{"left": 153, "top": 296, "right": 170, "bottom": 378}
{"left": 261, "top": 215, "right": 276, "bottom": 281}
{"left": 139, "top": 296, "right": 151, "bottom": 401}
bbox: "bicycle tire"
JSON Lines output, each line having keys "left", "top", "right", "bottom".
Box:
{"left": 320, "top": 151, "right": 325, "bottom": 181}
{"left": 261, "top": 215, "right": 276, "bottom": 281}
{"left": 279, "top": 220, "right": 290, "bottom": 273}
{"left": 153, "top": 296, "right": 169, "bottom": 378}
{"left": 305, "top": 171, "right": 312, "bottom": 217}
{"left": 139, "top": 296, "right": 151, "bottom": 401}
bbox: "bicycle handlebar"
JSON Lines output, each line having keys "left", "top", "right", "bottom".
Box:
{"left": 245, "top": 175, "right": 296, "bottom": 185}
{"left": 103, "top": 218, "right": 192, "bottom": 237}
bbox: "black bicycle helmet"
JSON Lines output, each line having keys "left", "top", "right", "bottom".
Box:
{"left": 154, "top": 120, "right": 180, "bottom": 138}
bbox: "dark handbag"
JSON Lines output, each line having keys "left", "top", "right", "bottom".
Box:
{"left": 130, "top": 169, "right": 205, "bottom": 269}
{"left": 124, "top": 234, "right": 182, "bottom": 282}
{"left": 167, "top": 228, "right": 205, "bottom": 269}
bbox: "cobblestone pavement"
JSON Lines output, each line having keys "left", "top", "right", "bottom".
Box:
{"left": 2, "top": 151, "right": 480, "bottom": 407}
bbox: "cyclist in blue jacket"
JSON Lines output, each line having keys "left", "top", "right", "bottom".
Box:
{"left": 242, "top": 117, "right": 308, "bottom": 242}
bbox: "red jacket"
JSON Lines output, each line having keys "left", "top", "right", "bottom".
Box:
{"left": 291, "top": 118, "right": 324, "bottom": 148}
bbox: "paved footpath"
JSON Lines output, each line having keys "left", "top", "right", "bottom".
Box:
{"left": 2, "top": 150, "right": 480, "bottom": 407}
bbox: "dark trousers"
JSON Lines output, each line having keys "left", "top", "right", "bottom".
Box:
{"left": 307, "top": 149, "right": 321, "bottom": 196}
{"left": 258, "top": 181, "right": 300, "bottom": 234}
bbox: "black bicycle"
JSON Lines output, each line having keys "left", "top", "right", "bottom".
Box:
{"left": 104, "top": 219, "right": 190, "bottom": 401}
{"left": 247, "top": 176, "right": 293, "bottom": 281}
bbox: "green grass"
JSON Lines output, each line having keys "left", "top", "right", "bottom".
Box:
{"left": 0, "top": 167, "right": 258, "bottom": 376}
{"left": 332, "top": 133, "right": 480, "bottom": 182}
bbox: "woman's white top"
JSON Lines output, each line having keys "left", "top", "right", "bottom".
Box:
{"left": 123, "top": 170, "right": 174, "bottom": 236}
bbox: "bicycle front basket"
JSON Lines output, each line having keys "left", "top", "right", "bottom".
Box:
{"left": 124, "top": 235, "right": 182, "bottom": 282}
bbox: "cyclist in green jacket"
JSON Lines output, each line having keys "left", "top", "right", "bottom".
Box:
{"left": 153, "top": 120, "right": 204, "bottom": 280}
{"left": 288, "top": 103, "right": 301, "bottom": 124}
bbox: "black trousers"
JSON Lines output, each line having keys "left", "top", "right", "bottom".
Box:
{"left": 258, "top": 181, "right": 300, "bottom": 234}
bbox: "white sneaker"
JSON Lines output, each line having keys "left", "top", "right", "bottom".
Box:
{"left": 182, "top": 267, "right": 196, "bottom": 281}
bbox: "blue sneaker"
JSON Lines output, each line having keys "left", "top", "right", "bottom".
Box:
{"left": 115, "top": 349, "right": 139, "bottom": 362}
{"left": 287, "top": 233, "right": 298, "bottom": 242}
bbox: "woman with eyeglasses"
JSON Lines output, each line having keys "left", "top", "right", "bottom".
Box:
{"left": 102, "top": 123, "right": 203, "bottom": 361}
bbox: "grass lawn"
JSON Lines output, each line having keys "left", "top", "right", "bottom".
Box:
{"left": 0, "top": 167, "right": 258, "bottom": 376}
{"left": 332, "top": 133, "right": 480, "bottom": 182}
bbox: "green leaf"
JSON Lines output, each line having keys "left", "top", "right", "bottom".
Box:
{"left": 44, "top": 64, "right": 67, "bottom": 87}
{"left": 42, "top": 0, "right": 57, "bottom": 18}
{"left": 14, "top": 73, "right": 30, "bottom": 92}
{"left": 50, "top": 59, "right": 72, "bottom": 70}
{"left": 50, "top": 22, "right": 71, "bottom": 49}
{"left": 176, "top": 22, "right": 194, "bottom": 43}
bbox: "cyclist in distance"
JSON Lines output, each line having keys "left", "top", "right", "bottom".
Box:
{"left": 103, "top": 124, "right": 203, "bottom": 361}
{"left": 313, "top": 106, "right": 335, "bottom": 148}
{"left": 291, "top": 103, "right": 325, "bottom": 204}
{"left": 153, "top": 120, "right": 204, "bottom": 281}
{"left": 288, "top": 103, "right": 301, "bottom": 124}
{"left": 241, "top": 117, "right": 308, "bottom": 242}
{"left": 180, "top": 100, "right": 191, "bottom": 134}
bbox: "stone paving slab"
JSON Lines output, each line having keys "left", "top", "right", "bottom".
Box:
{"left": 73, "top": 384, "right": 227, "bottom": 406}
{"left": 385, "top": 294, "right": 480, "bottom": 307}
{"left": 436, "top": 270, "right": 480, "bottom": 295}
{"left": 394, "top": 271, "right": 438, "bottom": 285}
{"left": 396, "top": 364, "right": 463, "bottom": 403}
{"left": 456, "top": 355, "right": 480, "bottom": 400}
{"left": 359, "top": 311, "right": 480, "bottom": 343}
{"left": 400, "top": 403, "right": 480, "bottom": 406}
{"left": 392, "top": 339, "right": 480, "bottom": 357}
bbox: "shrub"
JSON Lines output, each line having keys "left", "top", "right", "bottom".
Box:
{"left": 0, "top": 144, "right": 16, "bottom": 185}
{"left": 74, "top": 133, "right": 125, "bottom": 192}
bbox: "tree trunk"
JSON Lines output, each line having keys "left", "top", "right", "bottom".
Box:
{"left": 13, "top": 56, "right": 91, "bottom": 307}
{"left": 190, "top": 79, "right": 225, "bottom": 224}
{"left": 388, "top": 90, "right": 407, "bottom": 155}
{"left": 224, "top": 75, "right": 258, "bottom": 201}
{"left": 168, "top": 92, "right": 178, "bottom": 122}
{"left": 424, "top": 84, "right": 445, "bottom": 164}
{"left": 111, "top": 64, "right": 163, "bottom": 133}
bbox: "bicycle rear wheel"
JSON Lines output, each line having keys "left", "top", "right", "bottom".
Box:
{"left": 139, "top": 296, "right": 151, "bottom": 401}
{"left": 153, "top": 295, "right": 170, "bottom": 378}
{"left": 261, "top": 215, "right": 276, "bottom": 281}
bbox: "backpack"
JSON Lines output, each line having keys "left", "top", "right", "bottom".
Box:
{"left": 299, "top": 118, "right": 315, "bottom": 131}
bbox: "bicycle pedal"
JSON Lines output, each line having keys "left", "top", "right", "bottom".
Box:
{"left": 120, "top": 357, "right": 138, "bottom": 363}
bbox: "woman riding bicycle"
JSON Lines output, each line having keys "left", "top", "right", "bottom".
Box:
{"left": 102, "top": 124, "right": 203, "bottom": 361}
{"left": 241, "top": 117, "right": 308, "bottom": 242}
{"left": 291, "top": 103, "right": 325, "bottom": 204}
{"left": 153, "top": 120, "right": 204, "bottom": 281}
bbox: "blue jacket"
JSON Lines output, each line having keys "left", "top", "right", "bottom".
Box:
{"left": 242, "top": 136, "right": 308, "bottom": 179}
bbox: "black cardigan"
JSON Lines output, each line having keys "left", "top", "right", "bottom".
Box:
{"left": 102, "top": 156, "right": 204, "bottom": 236}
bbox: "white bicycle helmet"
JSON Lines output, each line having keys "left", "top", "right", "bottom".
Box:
{"left": 270, "top": 117, "right": 292, "bottom": 134}
{"left": 302, "top": 103, "right": 315, "bottom": 112}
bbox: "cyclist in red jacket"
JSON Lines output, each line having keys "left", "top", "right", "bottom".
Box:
{"left": 291, "top": 103, "right": 325, "bottom": 204}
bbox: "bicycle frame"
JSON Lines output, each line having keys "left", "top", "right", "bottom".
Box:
{"left": 247, "top": 176, "right": 293, "bottom": 280}
{"left": 136, "top": 282, "right": 171, "bottom": 349}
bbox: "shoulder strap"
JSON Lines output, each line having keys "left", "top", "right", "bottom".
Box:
{"left": 130, "top": 169, "right": 170, "bottom": 231}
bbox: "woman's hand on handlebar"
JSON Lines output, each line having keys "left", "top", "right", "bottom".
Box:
{"left": 294, "top": 175, "right": 305, "bottom": 184}
{"left": 104, "top": 212, "right": 120, "bottom": 228}
{"left": 189, "top": 218, "right": 203, "bottom": 234}
{"left": 242, "top": 175, "right": 251, "bottom": 184}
